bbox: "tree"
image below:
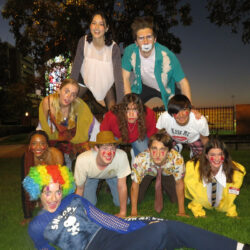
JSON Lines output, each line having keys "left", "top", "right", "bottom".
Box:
{"left": 206, "top": 0, "right": 250, "bottom": 44}
{"left": 2, "top": 0, "right": 192, "bottom": 69}
{"left": 0, "top": 79, "right": 34, "bottom": 124}
{"left": 0, "top": 39, "right": 10, "bottom": 87}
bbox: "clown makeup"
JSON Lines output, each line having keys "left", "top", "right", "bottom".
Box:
{"left": 29, "top": 134, "right": 48, "bottom": 158}
{"left": 141, "top": 43, "right": 153, "bottom": 52}
{"left": 149, "top": 140, "right": 169, "bottom": 166}
{"left": 126, "top": 102, "right": 138, "bottom": 124}
{"left": 136, "top": 28, "right": 156, "bottom": 57}
{"left": 97, "top": 144, "right": 116, "bottom": 167}
{"left": 41, "top": 183, "right": 62, "bottom": 213}
{"left": 206, "top": 148, "right": 224, "bottom": 171}
{"left": 173, "top": 108, "right": 190, "bottom": 126}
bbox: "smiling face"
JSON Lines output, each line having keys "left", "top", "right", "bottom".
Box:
{"left": 96, "top": 144, "right": 116, "bottom": 167}
{"left": 206, "top": 148, "right": 224, "bottom": 172}
{"left": 29, "top": 134, "right": 48, "bottom": 158}
{"left": 41, "top": 182, "right": 62, "bottom": 213}
{"left": 149, "top": 140, "right": 169, "bottom": 166}
{"left": 90, "top": 14, "right": 108, "bottom": 40}
{"left": 126, "top": 102, "right": 138, "bottom": 124}
{"left": 173, "top": 108, "right": 191, "bottom": 126}
{"left": 58, "top": 83, "right": 78, "bottom": 107}
{"left": 136, "top": 28, "right": 156, "bottom": 57}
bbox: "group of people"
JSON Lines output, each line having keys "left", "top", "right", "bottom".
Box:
{"left": 70, "top": 12, "right": 191, "bottom": 110}
{"left": 20, "top": 11, "right": 249, "bottom": 250}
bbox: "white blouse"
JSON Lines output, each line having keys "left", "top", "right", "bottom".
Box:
{"left": 81, "top": 36, "right": 115, "bottom": 101}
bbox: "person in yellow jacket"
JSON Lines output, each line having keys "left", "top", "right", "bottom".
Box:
{"left": 184, "top": 137, "right": 246, "bottom": 217}
{"left": 38, "top": 78, "right": 100, "bottom": 170}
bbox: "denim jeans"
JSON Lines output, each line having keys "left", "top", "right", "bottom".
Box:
{"left": 131, "top": 137, "right": 149, "bottom": 157}
{"left": 88, "top": 220, "right": 238, "bottom": 250}
{"left": 84, "top": 177, "right": 120, "bottom": 206}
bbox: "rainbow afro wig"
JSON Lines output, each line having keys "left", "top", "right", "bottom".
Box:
{"left": 22, "top": 165, "right": 75, "bottom": 200}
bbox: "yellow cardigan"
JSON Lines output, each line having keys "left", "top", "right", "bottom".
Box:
{"left": 184, "top": 160, "right": 246, "bottom": 217}
{"left": 39, "top": 97, "right": 93, "bottom": 144}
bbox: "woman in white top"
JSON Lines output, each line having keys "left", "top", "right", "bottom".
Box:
{"left": 71, "top": 11, "right": 124, "bottom": 109}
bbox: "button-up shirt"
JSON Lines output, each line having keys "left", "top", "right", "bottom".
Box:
{"left": 131, "top": 149, "right": 185, "bottom": 184}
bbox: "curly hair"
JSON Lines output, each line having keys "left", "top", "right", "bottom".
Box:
{"left": 198, "top": 137, "right": 243, "bottom": 183}
{"left": 87, "top": 11, "right": 113, "bottom": 46}
{"left": 111, "top": 93, "right": 147, "bottom": 142}
{"left": 22, "top": 165, "right": 75, "bottom": 200}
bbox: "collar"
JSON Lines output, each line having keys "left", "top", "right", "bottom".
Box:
{"left": 203, "top": 165, "right": 226, "bottom": 187}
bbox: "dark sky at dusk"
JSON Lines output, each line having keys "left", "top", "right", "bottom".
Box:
{"left": 1, "top": 0, "right": 249, "bottom": 107}
{"left": 173, "top": 1, "right": 250, "bottom": 107}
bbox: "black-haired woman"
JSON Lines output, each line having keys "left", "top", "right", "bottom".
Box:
{"left": 20, "top": 130, "right": 64, "bottom": 225}
{"left": 71, "top": 11, "right": 124, "bottom": 109}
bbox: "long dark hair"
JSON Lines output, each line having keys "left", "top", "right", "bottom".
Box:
{"left": 86, "top": 11, "right": 113, "bottom": 46}
{"left": 198, "top": 137, "right": 243, "bottom": 183}
{"left": 111, "top": 93, "right": 147, "bottom": 142}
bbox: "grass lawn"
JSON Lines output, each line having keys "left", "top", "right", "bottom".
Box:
{"left": 0, "top": 149, "right": 249, "bottom": 249}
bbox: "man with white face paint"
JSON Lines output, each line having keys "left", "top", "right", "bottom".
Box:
{"left": 122, "top": 16, "right": 191, "bottom": 109}
{"left": 74, "top": 131, "right": 131, "bottom": 217}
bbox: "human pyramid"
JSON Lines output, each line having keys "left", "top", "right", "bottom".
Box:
{"left": 21, "top": 12, "right": 248, "bottom": 250}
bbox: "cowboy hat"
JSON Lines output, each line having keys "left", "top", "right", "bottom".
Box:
{"left": 89, "top": 131, "right": 122, "bottom": 146}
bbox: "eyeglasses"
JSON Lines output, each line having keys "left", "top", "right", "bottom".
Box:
{"left": 137, "top": 35, "right": 154, "bottom": 42}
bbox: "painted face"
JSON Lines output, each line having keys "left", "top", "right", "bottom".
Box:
{"left": 206, "top": 148, "right": 224, "bottom": 170}
{"left": 41, "top": 183, "right": 62, "bottom": 213}
{"left": 97, "top": 144, "right": 116, "bottom": 166}
{"left": 90, "top": 14, "right": 107, "bottom": 39}
{"left": 29, "top": 134, "right": 48, "bottom": 157}
{"left": 58, "top": 83, "right": 78, "bottom": 107}
{"left": 126, "top": 102, "right": 138, "bottom": 124}
{"left": 173, "top": 108, "right": 190, "bottom": 126}
{"left": 149, "top": 140, "right": 168, "bottom": 166}
{"left": 136, "top": 28, "right": 156, "bottom": 57}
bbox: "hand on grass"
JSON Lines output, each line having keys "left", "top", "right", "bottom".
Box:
{"left": 196, "top": 215, "right": 207, "bottom": 218}
{"left": 231, "top": 216, "right": 240, "bottom": 219}
{"left": 176, "top": 213, "right": 190, "bottom": 218}
{"left": 20, "top": 218, "right": 31, "bottom": 226}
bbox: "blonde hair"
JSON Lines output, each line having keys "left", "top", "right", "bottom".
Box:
{"left": 52, "top": 78, "right": 80, "bottom": 129}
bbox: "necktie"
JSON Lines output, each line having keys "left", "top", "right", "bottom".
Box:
{"left": 154, "top": 167, "right": 163, "bottom": 213}
{"left": 211, "top": 177, "right": 217, "bottom": 207}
